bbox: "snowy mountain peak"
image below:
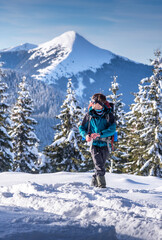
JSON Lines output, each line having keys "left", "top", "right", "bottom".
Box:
{"left": 29, "top": 31, "right": 115, "bottom": 82}
{"left": 0, "top": 43, "right": 38, "bottom": 52}
{"left": 37, "top": 30, "right": 77, "bottom": 50}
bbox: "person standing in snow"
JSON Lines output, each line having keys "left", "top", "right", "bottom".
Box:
{"left": 79, "top": 93, "right": 116, "bottom": 188}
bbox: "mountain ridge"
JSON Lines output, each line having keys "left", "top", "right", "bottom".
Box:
{"left": 0, "top": 31, "right": 137, "bottom": 83}
{"left": 0, "top": 43, "right": 38, "bottom": 52}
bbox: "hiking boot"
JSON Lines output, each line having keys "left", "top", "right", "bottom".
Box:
{"left": 96, "top": 175, "right": 106, "bottom": 188}
{"left": 91, "top": 174, "right": 98, "bottom": 187}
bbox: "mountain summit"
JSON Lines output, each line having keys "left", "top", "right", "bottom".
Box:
{"left": 28, "top": 31, "right": 115, "bottom": 82}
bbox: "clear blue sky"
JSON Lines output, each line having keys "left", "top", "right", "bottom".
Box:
{"left": 0, "top": 0, "right": 161, "bottom": 64}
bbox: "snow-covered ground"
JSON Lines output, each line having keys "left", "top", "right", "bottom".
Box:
{"left": 0, "top": 172, "right": 161, "bottom": 240}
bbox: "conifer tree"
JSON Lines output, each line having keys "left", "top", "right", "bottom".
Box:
{"left": 44, "top": 79, "right": 86, "bottom": 172}
{"left": 10, "top": 76, "right": 40, "bottom": 173}
{"left": 125, "top": 50, "right": 162, "bottom": 177}
{"left": 106, "top": 76, "right": 127, "bottom": 173}
{"left": 0, "top": 67, "right": 13, "bottom": 172}
{"left": 37, "top": 152, "right": 50, "bottom": 173}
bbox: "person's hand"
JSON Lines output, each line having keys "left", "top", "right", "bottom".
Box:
{"left": 91, "top": 133, "right": 100, "bottom": 139}
{"left": 86, "top": 134, "right": 92, "bottom": 142}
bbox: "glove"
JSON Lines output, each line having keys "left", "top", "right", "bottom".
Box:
{"left": 86, "top": 134, "right": 92, "bottom": 142}
{"left": 91, "top": 133, "right": 100, "bottom": 139}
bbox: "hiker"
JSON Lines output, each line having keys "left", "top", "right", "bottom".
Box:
{"left": 79, "top": 93, "right": 116, "bottom": 188}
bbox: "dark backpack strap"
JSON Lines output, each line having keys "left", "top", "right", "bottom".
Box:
{"left": 88, "top": 115, "right": 92, "bottom": 136}
{"left": 105, "top": 113, "right": 110, "bottom": 124}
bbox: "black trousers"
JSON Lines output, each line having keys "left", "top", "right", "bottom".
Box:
{"left": 91, "top": 145, "right": 109, "bottom": 176}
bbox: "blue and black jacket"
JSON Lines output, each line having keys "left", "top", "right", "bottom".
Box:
{"left": 79, "top": 105, "right": 116, "bottom": 147}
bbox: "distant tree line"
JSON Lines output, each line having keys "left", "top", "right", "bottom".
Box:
{"left": 0, "top": 51, "right": 161, "bottom": 177}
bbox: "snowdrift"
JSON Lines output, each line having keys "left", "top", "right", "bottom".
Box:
{"left": 0, "top": 172, "right": 161, "bottom": 240}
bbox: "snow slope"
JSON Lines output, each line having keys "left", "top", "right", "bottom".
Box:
{"left": 0, "top": 172, "right": 161, "bottom": 240}
{"left": 29, "top": 31, "right": 115, "bottom": 82}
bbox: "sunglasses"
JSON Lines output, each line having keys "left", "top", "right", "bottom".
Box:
{"left": 91, "top": 98, "right": 104, "bottom": 107}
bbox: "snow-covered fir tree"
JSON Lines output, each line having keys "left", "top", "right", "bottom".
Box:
{"left": 10, "top": 76, "right": 40, "bottom": 173}
{"left": 36, "top": 152, "right": 50, "bottom": 173}
{"left": 106, "top": 76, "right": 127, "bottom": 173}
{"left": 125, "top": 50, "right": 162, "bottom": 177}
{"left": 44, "top": 79, "right": 86, "bottom": 172}
{"left": 0, "top": 67, "right": 13, "bottom": 172}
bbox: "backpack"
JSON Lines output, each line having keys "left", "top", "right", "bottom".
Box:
{"left": 87, "top": 100, "right": 117, "bottom": 152}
